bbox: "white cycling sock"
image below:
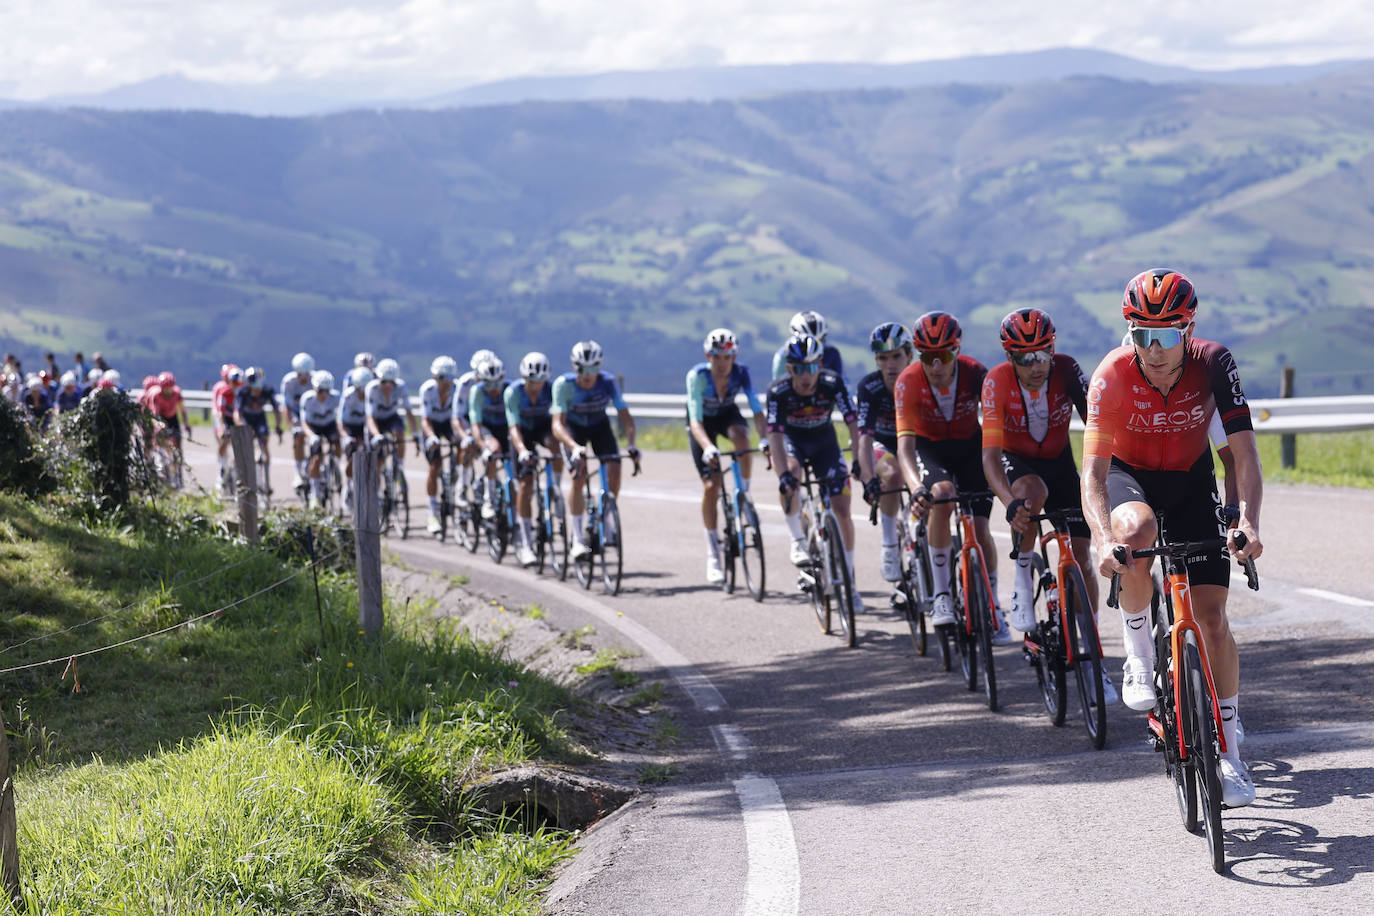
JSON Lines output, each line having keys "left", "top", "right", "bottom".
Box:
{"left": 311, "top": 478, "right": 324, "bottom": 498}
{"left": 1219, "top": 694, "right": 1241, "bottom": 763}
{"left": 931, "top": 547, "right": 951, "bottom": 594}
{"left": 988, "top": 568, "right": 1000, "bottom": 609}
{"left": 704, "top": 528, "right": 720, "bottom": 557}
{"left": 845, "top": 547, "right": 856, "bottom": 582}
{"left": 1121, "top": 608, "right": 1154, "bottom": 661}
{"left": 1014, "top": 552, "right": 1034, "bottom": 599}
{"left": 571, "top": 514, "right": 585, "bottom": 543}
{"left": 784, "top": 510, "right": 804, "bottom": 541}
{"left": 739, "top": 476, "right": 751, "bottom": 493}
{"left": 879, "top": 511, "right": 899, "bottom": 546}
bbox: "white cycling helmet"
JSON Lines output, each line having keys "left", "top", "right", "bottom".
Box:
{"left": 469, "top": 348, "right": 497, "bottom": 370}
{"left": 353, "top": 351, "right": 374, "bottom": 369}
{"left": 703, "top": 327, "right": 738, "bottom": 356}
{"left": 789, "top": 310, "right": 828, "bottom": 343}
{"left": 430, "top": 355, "right": 458, "bottom": 380}
{"left": 375, "top": 358, "right": 401, "bottom": 382}
{"left": 475, "top": 357, "right": 506, "bottom": 384}
{"left": 87, "top": 368, "right": 103, "bottom": 385}
{"left": 311, "top": 370, "right": 335, "bottom": 391}
{"left": 60, "top": 370, "right": 77, "bottom": 387}
{"left": 520, "top": 351, "right": 550, "bottom": 381}
{"left": 102, "top": 369, "right": 122, "bottom": 386}
{"left": 349, "top": 367, "right": 374, "bottom": 389}
{"left": 291, "top": 352, "right": 315, "bottom": 374}
{"left": 570, "top": 340, "right": 603, "bottom": 370}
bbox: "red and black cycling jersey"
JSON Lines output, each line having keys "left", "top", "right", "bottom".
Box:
{"left": 765, "top": 371, "right": 856, "bottom": 439}
{"left": 980, "top": 354, "right": 1088, "bottom": 460}
{"left": 1084, "top": 338, "right": 1252, "bottom": 472}
{"left": 235, "top": 385, "right": 277, "bottom": 416}
{"left": 854, "top": 370, "right": 899, "bottom": 451}
{"left": 894, "top": 355, "right": 986, "bottom": 443}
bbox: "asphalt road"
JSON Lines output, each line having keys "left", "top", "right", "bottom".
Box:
{"left": 187, "top": 440, "right": 1374, "bottom": 914}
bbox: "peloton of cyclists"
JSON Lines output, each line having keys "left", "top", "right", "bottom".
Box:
{"left": 454, "top": 349, "right": 497, "bottom": 507}
{"left": 506, "top": 352, "right": 560, "bottom": 567}
{"left": 365, "top": 358, "right": 415, "bottom": 462}
{"left": 299, "top": 370, "right": 340, "bottom": 509}
{"left": 687, "top": 328, "right": 769, "bottom": 585}
{"left": 337, "top": 366, "right": 373, "bottom": 512}
{"left": 234, "top": 367, "right": 282, "bottom": 470}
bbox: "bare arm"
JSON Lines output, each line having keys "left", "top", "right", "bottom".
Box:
{"left": 1225, "top": 430, "right": 1263, "bottom": 560}
{"left": 617, "top": 407, "right": 636, "bottom": 449}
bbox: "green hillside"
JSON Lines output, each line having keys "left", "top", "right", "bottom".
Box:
{"left": 4, "top": 69, "right": 1374, "bottom": 393}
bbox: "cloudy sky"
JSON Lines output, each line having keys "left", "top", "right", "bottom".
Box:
{"left": 3, "top": 0, "right": 1371, "bottom": 99}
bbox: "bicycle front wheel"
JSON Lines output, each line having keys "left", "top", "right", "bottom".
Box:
{"left": 1184, "top": 632, "right": 1225, "bottom": 873}
{"left": 486, "top": 487, "right": 507, "bottom": 563}
{"left": 396, "top": 464, "right": 410, "bottom": 539}
{"left": 258, "top": 455, "right": 273, "bottom": 511}
{"left": 1064, "top": 567, "right": 1106, "bottom": 749}
{"left": 720, "top": 492, "right": 737, "bottom": 595}
{"left": 969, "top": 551, "right": 997, "bottom": 711}
{"left": 824, "top": 513, "right": 855, "bottom": 648}
{"left": 808, "top": 530, "right": 830, "bottom": 635}
{"left": 600, "top": 494, "right": 623, "bottom": 596}
{"left": 549, "top": 485, "right": 568, "bottom": 579}
{"left": 738, "top": 495, "right": 766, "bottom": 602}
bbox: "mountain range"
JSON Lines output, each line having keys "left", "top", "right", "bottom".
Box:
{"left": 3, "top": 55, "right": 1374, "bottom": 396}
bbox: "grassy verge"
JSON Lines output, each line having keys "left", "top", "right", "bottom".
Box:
{"left": 0, "top": 494, "right": 581, "bottom": 913}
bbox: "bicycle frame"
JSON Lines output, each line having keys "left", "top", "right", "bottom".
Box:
{"left": 1154, "top": 563, "right": 1228, "bottom": 761}
{"left": 1034, "top": 517, "right": 1100, "bottom": 666}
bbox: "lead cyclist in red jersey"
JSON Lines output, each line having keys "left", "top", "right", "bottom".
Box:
{"left": 1082, "top": 268, "right": 1263, "bottom": 806}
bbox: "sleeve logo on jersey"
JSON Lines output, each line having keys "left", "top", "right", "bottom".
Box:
{"left": 1225, "top": 358, "right": 1247, "bottom": 407}
{"left": 1087, "top": 377, "right": 1106, "bottom": 403}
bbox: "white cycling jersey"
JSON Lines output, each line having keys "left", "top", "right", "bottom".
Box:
{"left": 337, "top": 387, "right": 368, "bottom": 427}
{"left": 280, "top": 371, "right": 312, "bottom": 419}
{"left": 453, "top": 371, "right": 479, "bottom": 427}
{"left": 418, "top": 377, "right": 455, "bottom": 421}
{"left": 365, "top": 377, "right": 409, "bottom": 420}
{"left": 299, "top": 389, "right": 339, "bottom": 428}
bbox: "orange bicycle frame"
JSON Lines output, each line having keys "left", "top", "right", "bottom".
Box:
{"left": 957, "top": 508, "right": 995, "bottom": 637}
{"left": 1155, "top": 567, "right": 1229, "bottom": 760}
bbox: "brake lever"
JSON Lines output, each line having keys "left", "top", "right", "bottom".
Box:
{"left": 1106, "top": 545, "right": 1129, "bottom": 608}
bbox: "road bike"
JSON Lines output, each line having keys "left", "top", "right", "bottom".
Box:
{"left": 319, "top": 443, "right": 343, "bottom": 516}
{"left": 925, "top": 489, "right": 999, "bottom": 710}
{"left": 482, "top": 453, "right": 518, "bottom": 564}
{"left": 787, "top": 467, "right": 856, "bottom": 647}
{"left": 872, "top": 487, "right": 947, "bottom": 668}
{"left": 572, "top": 452, "right": 641, "bottom": 595}
{"left": 415, "top": 434, "right": 459, "bottom": 541}
{"left": 709, "top": 448, "right": 767, "bottom": 601}
{"left": 1108, "top": 510, "right": 1258, "bottom": 874}
{"left": 152, "top": 423, "right": 186, "bottom": 491}
{"left": 376, "top": 434, "right": 410, "bottom": 538}
{"left": 1017, "top": 509, "right": 1107, "bottom": 749}
{"left": 533, "top": 452, "right": 568, "bottom": 578}
{"left": 453, "top": 448, "right": 483, "bottom": 552}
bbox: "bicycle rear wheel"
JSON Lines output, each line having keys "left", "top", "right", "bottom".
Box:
{"left": 738, "top": 495, "right": 766, "bottom": 602}
{"left": 969, "top": 551, "right": 997, "bottom": 711}
{"left": 574, "top": 498, "right": 594, "bottom": 589}
{"left": 548, "top": 485, "right": 568, "bottom": 579}
{"left": 902, "top": 533, "right": 930, "bottom": 657}
{"left": 258, "top": 454, "right": 273, "bottom": 511}
{"left": 486, "top": 486, "right": 507, "bottom": 563}
{"left": 456, "top": 487, "right": 480, "bottom": 552}
{"left": 955, "top": 589, "right": 977, "bottom": 691}
{"left": 720, "top": 492, "right": 737, "bottom": 594}
{"left": 396, "top": 463, "right": 410, "bottom": 539}
{"left": 824, "top": 513, "right": 855, "bottom": 648}
{"left": 1185, "top": 633, "right": 1225, "bottom": 873}
{"left": 533, "top": 491, "right": 548, "bottom": 574}
{"left": 808, "top": 528, "right": 830, "bottom": 635}
{"left": 600, "top": 494, "right": 623, "bottom": 596}
{"left": 1064, "top": 567, "right": 1106, "bottom": 749}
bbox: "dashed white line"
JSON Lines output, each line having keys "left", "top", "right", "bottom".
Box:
{"left": 711, "top": 723, "right": 753, "bottom": 760}
{"left": 1294, "top": 587, "right": 1374, "bottom": 608}
{"left": 734, "top": 775, "right": 802, "bottom": 916}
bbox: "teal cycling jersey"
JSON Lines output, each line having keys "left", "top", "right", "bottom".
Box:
{"left": 469, "top": 381, "right": 510, "bottom": 429}
{"left": 551, "top": 371, "right": 627, "bottom": 428}
{"left": 685, "top": 362, "right": 762, "bottom": 423}
{"left": 503, "top": 379, "right": 553, "bottom": 429}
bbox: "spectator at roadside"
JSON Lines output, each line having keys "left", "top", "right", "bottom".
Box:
{"left": 72, "top": 351, "right": 87, "bottom": 380}
{"left": 93, "top": 352, "right": 111, "bottom": 373}
{"left": 44, "top": 352, "right": 61, "bottom": 379}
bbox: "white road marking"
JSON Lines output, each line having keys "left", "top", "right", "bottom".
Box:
{"left": 711, "top": 723, "right": 753, "bottom": 761}
{"left": 1294, "top": 587, "right": 1374, "bottom": 608}
{"left": 734, "top": 775, "right": 802, "bottom": 916}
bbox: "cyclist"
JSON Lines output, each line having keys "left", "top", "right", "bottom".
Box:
{"left": 506, "top": 351, "right": 560, "bottom": 566}
{"left": 688, "top": 328, "right": 768, "bottom": 584}
{"left": 767, "top": 334, "right": 863, "bottom": 611}
{"left": 337, "top": 366, "right": 373, "bottom": 512}
{"left": 771, "top": 310, "right": 845, "bottom": 382}
{"left": 1083, "top": 268, "right": 1262, "bottom": 806}
{"left": 234, "top": 366, "right": 282, "bottom": 469}
{"left": 55, "top": 371, "right": 84, "bottom": 413}
{"left": 281, "top": 352, "right": 316, "bottom": 492}
{"left": 147, "top": 371, "right": 192, "bottom": 455}
{"left": 855, "top": 322, "right": 915, "bottom": 584}
{"left": 454, "top": 349, "right": 497, "bottom": 507}
{"left": 300, "top": 370, "right": 340, "bottom": 509}
{"left": 894, "top": 312, "right": 1008, "bottom": 642}
{"left": 212, "top": 364, "right": 243, "bottom": 487}
{"left": 419, "top": 355, "right": 460, "bottom": 535}
{"left": 365, "top": 358, "right": 414, "bottom": 461}
{"left": 551, "top": 341, "right": 640, "bottom": 560}
{"left": 469, "top": 356, "right": 513, "bottom": 521}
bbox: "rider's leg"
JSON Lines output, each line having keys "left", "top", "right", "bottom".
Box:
{"left": 293, "top": 426, "right": 306, "bottom": 478}
{"left": 925, "top": 480, "right": 957, "bottom": 594}
{"left": 728, "top": 425, "right": 752, "bottom": 490}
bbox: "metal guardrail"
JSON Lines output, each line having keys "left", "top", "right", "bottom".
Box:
{"left": 164, "top": 389, "right": 1374, "bottom": 434}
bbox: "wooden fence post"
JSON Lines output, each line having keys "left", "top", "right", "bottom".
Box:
{"left": 0, "top": 706, "right": 21, "bottom": 908}
{"left": 1280, "top": 366, "right": 1296, "bottom": 470}
{"left": 353, "top": 448, "right": 383, "bottom": 639}
{"left": 230, "top": 426, "right": 260, "bottom": 545}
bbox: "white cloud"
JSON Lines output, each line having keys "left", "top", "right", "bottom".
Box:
{"left": 1, "top": 0, "right": 1370, "bottom": 99}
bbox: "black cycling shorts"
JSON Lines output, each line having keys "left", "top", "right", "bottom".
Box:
{"left": 570, "top": 421, "right": 620, "bottom": 461}
{"left": 307, "top": 421, "right": 339, "bottom": 454}
{"left": 912, "top": 435, "right": 992, "bottom": 518}
{"left": 689, "top": 407, "right": 748, "bottom": 479}
{"left": 375, "top": 414, "right": 405, "bottom": 437}
{"left": 242, "top": 412, "right": 269, "bottom": 441}
{"left": 482, "top": 422, "right": 511, "bottom": 458}
{"left": 1002, "top": 447, "right": 1089, "bottom": 539}
{"left": 425, "top": 419, "right": 455, "bottom": 463}
{"left": 783, "top": 433, "right": 849, "bottom": 498}
{"left": 1106, "top": 452, "right": 1230, "bottom": 588}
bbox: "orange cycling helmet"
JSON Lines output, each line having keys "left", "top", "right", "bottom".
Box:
{"left": 912, "top": 311, "right": 961, "bottom": 351}
{"left": 999, "top": 308, "right": 1055, "bottom": 352}
{"left": 1122, "top": 268, "right": 1197, "bottom": 325}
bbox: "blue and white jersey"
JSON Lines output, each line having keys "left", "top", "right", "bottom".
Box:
{"left": 418, "top": 378, "right": 455, "bottom": 421}
{"left": 469, "top": 380, "right": 510, "bottom": 429}
{"left": 337, "top": 387, "right": 368, "bottom": 427}
{"left": 503, "top": 379, "right": 553, "bottom": 430}
{"left": 551, "top": 371, "right": 627, "bottom": 429}
{"left": 685, "top": 362, "right": 762, "bottom": 423}
{"left": 364, "top": 378, "right": 408, "bottom": 420}
{"left": 453, "top": 370, "right": 480, "bottom": 427}
{"left": 298, "top": 389, "right": 339, "bottom": 427}
{"left": 280, "top": 372, "right": 312, "bottom": 418}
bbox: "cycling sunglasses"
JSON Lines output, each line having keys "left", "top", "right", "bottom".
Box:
{"left": 919, "top": 348, "right": 957, "bottom": 366}
{"left": 1009, "top": 349, "right": 1052, "bottom": 367}
{"left": 576, "top": 364, "right": 601, "bottom": 377}
{"left": 1129, "top": 324, "right": 1189, "bottom": 349}
{"left": 788, "top": 362, "right": 821, "bottom": 375}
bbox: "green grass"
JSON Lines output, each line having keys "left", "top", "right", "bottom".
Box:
{"left": 0, "top": 494, "right": 581, "bottom": 913}
{"left": 1253, "top": 429, "right": 1374, "bottom": 488}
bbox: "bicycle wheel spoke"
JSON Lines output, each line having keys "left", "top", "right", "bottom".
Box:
{"left": 1065, "top": 568, "right": 1106, "bottom": 748}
